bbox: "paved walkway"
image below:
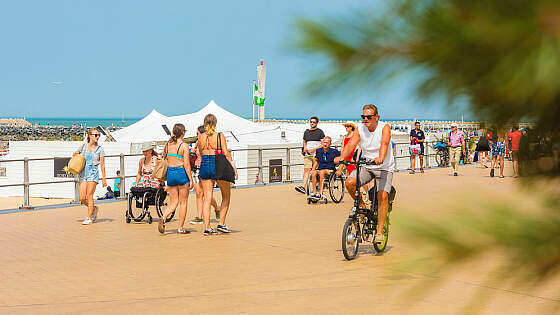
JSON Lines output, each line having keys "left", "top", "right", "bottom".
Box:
{"left": 0, "top": 163, "right": 558, "bottom": 314}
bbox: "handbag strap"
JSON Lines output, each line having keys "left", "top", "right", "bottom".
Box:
{"left": 163, "top": 143, "right": 168, "bottom": 160}
{"left": 217, "top": 133, "right": 223, "bottom": 155}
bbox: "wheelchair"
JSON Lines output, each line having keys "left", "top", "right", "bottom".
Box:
{"left": 306, "top": 168, "right": 345, "bottom": 204}
{"left": 126, "top": 186, "right": 175, "bottom": 224}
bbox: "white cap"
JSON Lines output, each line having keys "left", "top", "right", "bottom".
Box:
{"left": 450, "top": 123, "right": 458, "bottom": 127}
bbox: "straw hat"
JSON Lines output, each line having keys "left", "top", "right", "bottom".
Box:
{"left": 342, "top": 121, "right": 356, "bottom": 129}
{"left": 141, "top": 141, "right": 155, "bottom": 152}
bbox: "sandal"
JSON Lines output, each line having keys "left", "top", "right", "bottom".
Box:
{"left": 420, "top": 168, "right": 424, "bottom": 173}
{"left": 158, "top": 218, "right": 165, "bottom": 234}
{"left": 177, "top": 228, "right": 190, "bottom": 234}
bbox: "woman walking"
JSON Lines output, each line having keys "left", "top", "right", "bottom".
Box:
{"left": 198, "top": 114, "right": 237, "bottom": 235}
{"left": 190, "top": 125, "right": 219, "bottom": 225}
{"left": 158, "top": 123, "right": 194, "bottom": 234}
{"left": 475, "top": 128, "right": 490, "bottom": 168}
{"left": 490, "top": 132, "right": 506, "bottom": 178}
{"left": 74, "top": 128, "right": 106, "bottom": 225}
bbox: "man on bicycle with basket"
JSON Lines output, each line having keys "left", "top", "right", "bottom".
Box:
{"left": 334, "top": 104, "right": 395, "bottom": 245}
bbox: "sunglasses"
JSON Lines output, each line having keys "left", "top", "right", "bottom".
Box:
{"left": 361, "top": 114, "right": 376, "bottom": 120}
{"left": 92, "top": 134, "right": 100, "bottom": 137}
{"left": 310, "top": 121, "right": 317, "bottom": 124}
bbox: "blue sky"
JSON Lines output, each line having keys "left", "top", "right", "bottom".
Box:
{"left": 0, "top": 1, "right": 470, "bottom": 120}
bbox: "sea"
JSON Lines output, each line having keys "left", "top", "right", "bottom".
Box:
{"left": 27, "top": 118, "right": 141, "bottom": 128}
{"left": 26, "top": 117, "right": 471, "bottom": 127}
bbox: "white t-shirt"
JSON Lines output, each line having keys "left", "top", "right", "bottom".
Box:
{"left": 358, "top": 121, "right": 395, "bottom": 172}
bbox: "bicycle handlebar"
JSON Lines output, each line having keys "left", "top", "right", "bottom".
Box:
{"left": 338, "top": 158, "right": 378, "bottom": 166}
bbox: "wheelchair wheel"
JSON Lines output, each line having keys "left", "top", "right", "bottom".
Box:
{"left": 328, "top": 173, "right": 345, "bottom": 203}
{"left": 155, "top": 188, "right": 175, "bottom": 223}
{"left": 128, "top": 194, "right": 146, "bottom": 222}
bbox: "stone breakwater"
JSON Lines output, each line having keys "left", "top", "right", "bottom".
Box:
{"left": 0, "top": 118, "right": 32, "bottom": 127}
{"left": 0, "top": 125, "right": 86, "bottom": 141}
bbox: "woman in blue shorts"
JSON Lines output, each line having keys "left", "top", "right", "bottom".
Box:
{"left": 158, "top": 123, "right": 194, "bottom": 234}
{"left": 197, "top": 114, "right": 237, "bottom": 236}
{"left": 73, "top": 128, "right": 107, "bottom": 225}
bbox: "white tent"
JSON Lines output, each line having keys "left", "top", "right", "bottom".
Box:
{"left": 110, "top": 100, "right": 259, "bottom": 143}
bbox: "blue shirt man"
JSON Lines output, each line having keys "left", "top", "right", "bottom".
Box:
{"left": 310, "top": 136, "right": 340, "bottom": 198}
{"left": 113, "top": 170, "right": 121, "bottom": 197}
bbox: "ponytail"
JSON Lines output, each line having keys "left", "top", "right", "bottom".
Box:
{"left": 169, "top": 123, "right": 185, "bottom": 143}
{"left": 203, "top": 114, "right": 217, "bottom": 136}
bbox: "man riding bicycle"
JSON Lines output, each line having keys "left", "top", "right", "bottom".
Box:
{"left": 334, "top": 104, "right": 395, "bottom": 245}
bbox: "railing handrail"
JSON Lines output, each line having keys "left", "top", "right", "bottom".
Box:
{"left": 0, "top": 140, "right": 457, "bottom": 209}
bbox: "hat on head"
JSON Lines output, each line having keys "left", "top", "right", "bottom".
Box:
{"left": 141, "top": 141, "right": 155, "bottom": 151}
{"left": 342, "top": 121, "right": 356, "bottom": 128}
{"left": 450, "top": 122, "right": 458, "bottom": 127}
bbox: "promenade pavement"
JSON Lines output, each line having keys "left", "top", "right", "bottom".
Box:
{"left": 0, "top": 162, "right": 558, "bottom": 314}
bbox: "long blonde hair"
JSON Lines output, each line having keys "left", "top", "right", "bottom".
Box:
{"left": 204, "top": 114, "right": 217, "bottom": 135}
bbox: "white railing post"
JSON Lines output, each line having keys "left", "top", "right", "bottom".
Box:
{"left": 119, "top": 153, "right": 125, "bottom": 199}
{"left": 20, "top": 157, "right": 33, "bottom": 209}
{"left": 73, "top": 174, "right": 80, "bottom": 203}
{"left": 285, "top": 147, "right": 292, "bottom": 182}
{"left": 257, "top": 148, "right": 263, "bottom": 184}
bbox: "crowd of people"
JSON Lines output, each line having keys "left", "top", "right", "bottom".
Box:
{"left": 73, "top": 105, "right": 525, "bottom": 242}
{"left": 74, "top": 114, "right": 237, "bottom": 236}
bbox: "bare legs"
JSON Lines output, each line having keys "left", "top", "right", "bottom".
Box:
{"left": 162, "top": 186, "right": 179, "bottom": 221}
{"left": 201, "top": 179, "right": 215, "bottom": 230}
{"left": 194, "top": 182, "right": 217, "bottom": 219}
{"left": 216, "top": 180, "right": 231, "bottom": 226}
{"left": 79, "top": 181, "right": 97, "bottom": 218}
{"left": 201, "top": 180, "right": 231, "bottom": 230}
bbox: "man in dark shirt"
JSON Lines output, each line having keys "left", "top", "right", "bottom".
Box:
{"left": 409, "top": 121, "right": 426, "bottom": 174}
{"left": 295, "top": 116, "right": 325, "bottom": 194}
{"left": 310, "top": 136, "right": 340, "bottom": 198}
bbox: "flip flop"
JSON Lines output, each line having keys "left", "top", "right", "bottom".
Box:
{"left": 158, "top": 218, "right": 165, "bottom": 234}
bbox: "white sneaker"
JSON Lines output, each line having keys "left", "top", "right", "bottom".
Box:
{"left": 91, "top": 206, "right": 99, "bottom": 222}
{"left": 82, "top": 217, "right": 93, "bottom": 225}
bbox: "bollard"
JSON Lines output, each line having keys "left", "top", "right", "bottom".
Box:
{"left": 257, "top": 148, "right": 263, "bottom": 185}
{"left": 119, "top": 153, "right": 125, "bottom": 199}
{"left": 285, "top": 147, "right": 292, "bottom": 182}
{"left": 19, "top": 157, "right": 33, "bottom": 210}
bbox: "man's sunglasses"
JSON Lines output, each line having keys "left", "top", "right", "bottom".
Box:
{"left": 361, "top": 114, "right": 376, "bottom": 120}
{"left": 310, "top": 121, "right": 318, "bottom": 124}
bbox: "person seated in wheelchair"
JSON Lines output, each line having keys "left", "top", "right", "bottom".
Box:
{"left": 310, "top": 136, "right": 340, "bottom": 199}
{"left": 131, "top": 142, "right": 164, "bottom": 198}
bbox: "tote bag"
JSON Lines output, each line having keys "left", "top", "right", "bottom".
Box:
{"left": 66, "top": 144, "right": 86, "bottom": 175}
{"left": 153, "top": 143, "right": 168, "bottom": 181}
{"left": 215, "top": 133, "right": 236, "bottom": 183}
{"left": 409, "top": 139, "right": 421, "bottom": 155}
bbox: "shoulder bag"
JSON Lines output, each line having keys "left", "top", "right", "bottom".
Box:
{"left": 214, "top": 133, "right": 236, "bottom": 183}
{"left": 66, "top": 144, "right": 86, "bottom": 175}
{"left": 153, "top": 143, "right": 168, "bottom": 181}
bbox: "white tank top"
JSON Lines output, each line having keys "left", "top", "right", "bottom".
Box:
{"left": 358, "top": 121, "right": 395, "bottom": 172}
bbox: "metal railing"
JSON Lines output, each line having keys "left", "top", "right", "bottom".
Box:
{"left": 0, "top": 140, "right": 454, "bottom": 210}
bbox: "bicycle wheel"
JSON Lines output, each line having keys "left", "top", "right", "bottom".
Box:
{"left": 155, "top": 190, "right": 174, "bottom": 223}
{"left": 328, "top": 173, "right": 345, "bottom": 203}
{"left": 342, "top": 217, "right": 360, "bottom": 260}
{"left": 373, "top": 214, "right": 389, "bottom": 253}
{"left": 128, "top": 194, "right": 146, "bottom": 222}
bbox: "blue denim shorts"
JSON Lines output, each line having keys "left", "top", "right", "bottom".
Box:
{"left": 199, "top": 155, "right": 216, "bottom": 180}
{"left": 166, "top": 166, "right": 189, "bottom": 187}
{"left": 80, "top": 165, "right": 99, "bottom": 183}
